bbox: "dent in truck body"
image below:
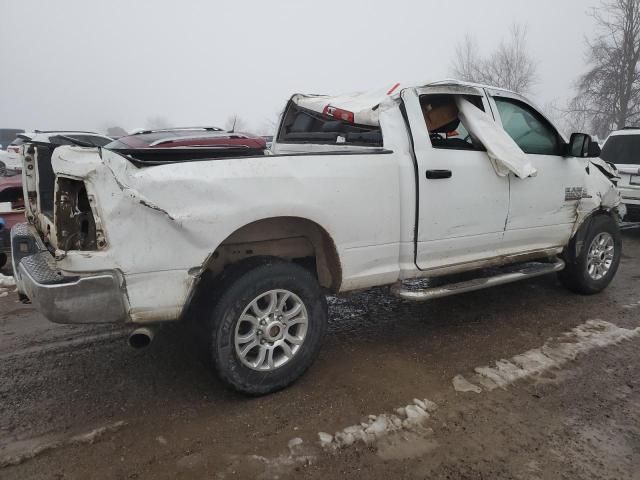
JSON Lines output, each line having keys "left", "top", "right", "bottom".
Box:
{"left": 35, "top": 143, "right": 400, "bottom": 324}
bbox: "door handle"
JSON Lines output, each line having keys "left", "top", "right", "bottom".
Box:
{"left": 426, "top": 170, "right": 452, "bottom": 180}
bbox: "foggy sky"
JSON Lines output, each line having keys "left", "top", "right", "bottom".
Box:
{"left": 1, "top": 0, "right": 601, "bottom": 134}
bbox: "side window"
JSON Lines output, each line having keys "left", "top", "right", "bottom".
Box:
{"left": 493, "top": 97, "right": 562, "bottom": 156}
{"left": 420, "top": 94, "right": 486, "bottom": 151}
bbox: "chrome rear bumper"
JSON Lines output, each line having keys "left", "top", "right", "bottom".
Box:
{"left": 11, "top": 223, "right": 129, "bottom": 324}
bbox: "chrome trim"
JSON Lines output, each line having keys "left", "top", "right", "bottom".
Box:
{"left": 11, "top": 223, "right": 129, "bottom": 324}
{"left": 18, "top": 261, "right": 129, "bottom": 324}
{"left": 392, "top": 259, "right": 566, "bottom": 302}
{"left": 415, "top": 247, "right": 563, "bottom": 279}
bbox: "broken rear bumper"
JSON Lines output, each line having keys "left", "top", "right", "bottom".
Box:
{"left": 11, "top": 223, "right": 129, "bottom": 324}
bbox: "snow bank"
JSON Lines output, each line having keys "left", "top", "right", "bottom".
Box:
{"left": 0, "top": 274, "right": 15, "bottom": 288}
{"left": 453, "top": 320, "right": 640, "bottom": 393}
{"left": 318, "top": 398, "right": 437, "bottom": 450}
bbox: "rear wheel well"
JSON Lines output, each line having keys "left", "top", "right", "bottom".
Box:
{"left": 203, "top": 217, "right": 341, "bottom": 292}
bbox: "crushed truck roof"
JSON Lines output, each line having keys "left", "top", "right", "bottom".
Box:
{"left": 290, "top": 79, "right": 508, "bottom": 126}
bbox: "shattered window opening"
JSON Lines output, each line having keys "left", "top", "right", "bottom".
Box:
{"left": 277, "top": 103, "right": 383, "bottom": 147}
{"left": 420, "top": 94, "right": 486, "bottom": 152}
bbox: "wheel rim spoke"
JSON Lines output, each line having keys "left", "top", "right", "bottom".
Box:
{"left": 236, "top": 331, "right": 257, "bottom": 344}
{"left": 285, "top": 333, "right": 304, "bottom": 345}
{"left": 277, "top": 292, "right": 291, "bottom": 312}
{"left": 239, "top": 339, "right": 259, "bottom": 357}
{"left": 266, "top": 348, "right": 275, "bottom": 369}
{"left": 283, "top": 303, "right": 302, "bottom": 320}
{"left": 286, "top": 316, "right": 307, "bottom": 328}
{"left": 240, "top": 314, "right": 258, "bottom": 327}
{"left": 280, "top": 342, "right": 293, "bottom": 358}
{"left": 253, "top": 346, "right": 267, "bottom": 369}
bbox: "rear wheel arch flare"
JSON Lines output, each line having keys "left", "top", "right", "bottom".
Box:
{"left": 203, "top": 216, "right": 342, "bottom": 292}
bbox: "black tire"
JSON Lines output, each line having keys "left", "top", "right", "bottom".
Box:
{"left": 558, "top": 214, "right": 622, "bottom": 295}
{"left": 206, "top": 258, "right": 327, "bottom": 396}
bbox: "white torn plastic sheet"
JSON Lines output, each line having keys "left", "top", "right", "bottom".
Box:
{"left": 456, "top": 98, "right": 537, "bottom": 179}
{"left": 292, "top": 82, "right": 405, "bottom": 127}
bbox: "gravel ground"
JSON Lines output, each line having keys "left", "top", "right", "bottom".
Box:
{"left": 0, "top": 228, "right": 639, "bottom": 479}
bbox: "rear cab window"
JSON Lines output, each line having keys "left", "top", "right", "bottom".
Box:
{"left": 277, "top": 102, "right": 383, "bottom": 147}
{"left": 47, "top": 134, "right": 111, "bottom": 148}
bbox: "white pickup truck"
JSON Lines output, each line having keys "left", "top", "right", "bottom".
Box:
{"left": 12, "top": 80, "right": 624, "bottom": 395}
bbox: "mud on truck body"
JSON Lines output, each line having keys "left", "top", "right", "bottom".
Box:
{"left": 12, "top": 80, "right": 625, "bottom": 395}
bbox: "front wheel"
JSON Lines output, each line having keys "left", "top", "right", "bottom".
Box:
{"left": 208, "top": 259, "right": 327, "bottom": 396}
{"left": 558, "top": 214, "right": 622, "bottom": 295}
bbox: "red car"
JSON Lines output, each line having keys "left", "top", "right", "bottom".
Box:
{"left": 104, "top": 127, "right": 268, "bottom": 163}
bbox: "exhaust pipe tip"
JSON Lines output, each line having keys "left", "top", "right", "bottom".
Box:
{"left": 128, "top": 327, "right": 155, "bottom": 349}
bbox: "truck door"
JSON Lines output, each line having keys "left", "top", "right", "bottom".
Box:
{"left": 485, "top": 89, "right": 586, "bottom": 252}
{"left": 402, "top": 86, "right": 510, "bottom": 271}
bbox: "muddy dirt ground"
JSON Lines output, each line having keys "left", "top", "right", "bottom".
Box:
{"left": 1, "top": 229, "right": 639, "bottom": 479}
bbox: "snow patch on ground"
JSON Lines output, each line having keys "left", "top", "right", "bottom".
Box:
{"left": 452, "top": 320, "right": 640, "bottom": 394}
{"left": 453, "top": 374, "right": 482, "bottom": 393}
{"left": 318, "top": 398, "right": 436, "bottom": 450}
{"left": 219, "top": 398, "right": 440, "bottom": 479}
{"left": 623, "top": 300, "right": 640, "bottom": 309}
{"left": 0, "top": 421, "right": 126, "bottom": 468}
{"left": 214, "top": 443, "right": 316, "bottom": 480}
{"left": 0, "top": 274, "right": 15, "bottom": 288}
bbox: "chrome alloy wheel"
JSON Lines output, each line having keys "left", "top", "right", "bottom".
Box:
{"left": 586, "top": 232, "right": 615, "bottom": 281}
{"left": 234, "top": 289, "right": 309, "bottom": 371}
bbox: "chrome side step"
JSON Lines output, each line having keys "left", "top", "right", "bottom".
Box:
{"left": 391, "top": 259, "right": 566, "bottom": 302}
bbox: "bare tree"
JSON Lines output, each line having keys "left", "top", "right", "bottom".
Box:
{"left": 105, "top": 126, "right": 128, "bottom": 138}
{"left": 225, "top": 114, "right": 249, "bottom": 132}
{"left": 568, "top": 0, "right": 640, "bottom": 138}
{"left": 451, "top": 25, "right": 537, "bottom": 94}
{"left": 145, "top": 115, "right": 173, "bottom": 129}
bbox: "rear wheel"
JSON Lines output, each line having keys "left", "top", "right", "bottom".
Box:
{"left": 558, "top": 215, "right": 622, "bottom": 295}
{"left": 207, "top": 259, "right": 327, "bottom": 395}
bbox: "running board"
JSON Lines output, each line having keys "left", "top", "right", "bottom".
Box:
{"left": 391, "top": 259, "right": 566, "bottom": 302}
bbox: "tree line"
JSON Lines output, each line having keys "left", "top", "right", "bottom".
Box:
{"left": 451, "top": 0, "right": 640, "bottom": 139}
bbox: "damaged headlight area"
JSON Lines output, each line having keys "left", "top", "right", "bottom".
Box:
{"left": 55, "top": 178, "right": 105, "bottom": 251}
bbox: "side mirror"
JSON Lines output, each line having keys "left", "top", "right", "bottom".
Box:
{"left": 568, "top": 133, "right": 592, "bottom": 157}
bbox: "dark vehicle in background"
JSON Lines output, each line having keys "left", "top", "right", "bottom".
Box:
{"left": 104, "top": 127, "right": 268, "bottom": 163}
{"left": 601, "top": 128, "right": 640, "bottom": 221}
{"left": 0, "top": 129, "right": 24, "bottom": 150}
